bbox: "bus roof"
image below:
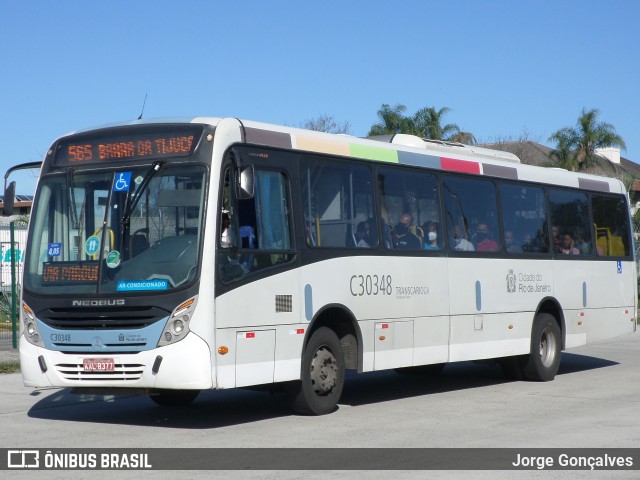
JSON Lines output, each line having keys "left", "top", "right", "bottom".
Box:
{"left": 58, "top": 116, "right": 627, "bottom": 196}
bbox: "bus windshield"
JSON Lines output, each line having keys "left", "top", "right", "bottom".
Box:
{"left": 24, "top": 164, "right": 206, "bottom": 295}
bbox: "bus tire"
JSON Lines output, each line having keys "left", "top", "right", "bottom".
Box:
{"left": 522, "top": 313, "right": 562, "bottom": 381}
{"left": 150, "top": 389, "right": 200, "bottom": 406}
{"left": 288, "top": 327, "right": 345, "bottom": 415}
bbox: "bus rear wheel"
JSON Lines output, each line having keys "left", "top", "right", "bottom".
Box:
{"left": 288, "top": 327, "right": 345, "bottom": 415}
{"left": 522, "top": 313, "right": 562, "bottom": 381}
{"left": 150, "top": 389, "right": 200, "bottom": 406}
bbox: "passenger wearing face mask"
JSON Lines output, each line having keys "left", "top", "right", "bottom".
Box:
{"left": 452, "top": 224, "right": 475, "bottom": 251}
{"left": 392, "top": 213, "right": 422, "bottom": 249}
{"left": 423, "top": 222, "right": 440, "bottom": 250}
{"left": 475, "top": 223, "right": 499, "bottom": 252}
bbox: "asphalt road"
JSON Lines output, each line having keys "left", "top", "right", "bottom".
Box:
{"left": 0, "top": 332, "right": 639, "bottom": 480}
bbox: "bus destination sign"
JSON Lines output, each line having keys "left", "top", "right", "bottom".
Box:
{"left": 53, "top": 126, "right": 202, "bottom": 166}
{"left": 42, "top": 262, "right": 100, "bottom": 284}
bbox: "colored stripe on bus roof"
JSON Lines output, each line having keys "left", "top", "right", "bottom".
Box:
{"left": 245, "top": 127, "right": 292, "bottom": 149}
{"left": 296, "top": 136, "right": 351, "bottom": 156}
{"left": 482, "top": 163, "right": 518, "bottom": 180}
{"left": 349, "top": 143, "right": 399, "bottom": 163}
{"left": 397, "top": 151, "right": 441, "bottom": 169}
{"left": 578, "top": 178, "right": 610, "bottom": 192}
{"left": 440, "top": 157, "right": 480, "bottom": 174}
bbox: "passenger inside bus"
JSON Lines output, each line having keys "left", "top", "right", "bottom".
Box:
{"left": 573, "top": 227, "right": 591, "bottom": 255}
{"left": 220, "top": 213, "right": 233, "bottom": 248}
{"left": 558, "top": 232, "right": 580, "bottom": 255}
{"left": 475, "top": 222, "right": 499, "bottom": 252}
{"left": 392, "top": 213, "right": 421, "bottom": 249}
{"left": 551, "top": 225, "right": 561, "bottom": 253}
{"left": 504, "top": 230, "right": 521, "bottom": 253}
{"left": 423, "top": 222, "right": 440, "bottom": 250}
{"left": 355, "top": 219, "right": 375, "bottom": 248}
{"left": 451, "top": 224, "right": 475, "bottom": 251}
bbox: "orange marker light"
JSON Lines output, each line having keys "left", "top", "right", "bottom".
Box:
{"left": 218, "top": 346, "right": 229, "bottom": 355}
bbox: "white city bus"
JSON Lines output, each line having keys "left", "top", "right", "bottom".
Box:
{"left": 8, "top": 117, "right": 636, "bottom": 415}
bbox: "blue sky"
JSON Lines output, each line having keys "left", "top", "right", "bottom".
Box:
{"left": 1, "top": 0, "right": 639, "bottom": 194}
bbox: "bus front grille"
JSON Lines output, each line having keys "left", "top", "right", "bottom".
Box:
{"left": 54, "top": 362, "right": 145, "bottom": 382}
{"left": 39, "top": 306, "right": 169, "bottom": 330}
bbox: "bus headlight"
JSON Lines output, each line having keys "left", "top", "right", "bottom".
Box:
{"left": 172, "top": 318, "right": 185, "bottom": 334}
{"left": 157, "top": 296, "right": 198, "bottom": 347}
{"left": 27, "top": 322, "right": 37, "bottom": 336}
{"left": 22, "top": 302, "right": 44, "bottom": 347}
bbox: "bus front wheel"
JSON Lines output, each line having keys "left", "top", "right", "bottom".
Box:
{"left": 522, "top": 313, "right": 562, "bottom": 381}
{"left": 288, "top": 327, "right": 345, "bottom": 415}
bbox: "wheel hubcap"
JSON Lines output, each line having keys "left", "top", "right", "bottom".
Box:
{"left": 310, "top": 346, "right": 338, "bottom": 396}
{"left": 539, "top": 327, "right": 557, "bottom": 368}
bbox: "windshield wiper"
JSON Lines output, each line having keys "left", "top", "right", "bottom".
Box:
{"left": 121, "top": 160, "right": 164, "bottom": 227}
{"left": 66, "top": 168, "right": 80, "bottom": 230}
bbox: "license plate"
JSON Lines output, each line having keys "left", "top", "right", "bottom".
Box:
{"left": 83, "top": 358, "right": 115, "bottom": 372}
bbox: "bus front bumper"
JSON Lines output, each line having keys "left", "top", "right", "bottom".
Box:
{"left": 20, "top": 332, "right": 213, "bottom": 390}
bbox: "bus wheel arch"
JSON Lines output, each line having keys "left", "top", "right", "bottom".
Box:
{"left": 500, "top": 298, "right": 564, "bottom": 381}
{"left": 535, "top": 297, "right": 566, "bottom": 350}
{"left": 288, "top": 305, "right": 361, "bottom": 415}
{"left": 305, "top": 304, "right": 361, "bottom": 371}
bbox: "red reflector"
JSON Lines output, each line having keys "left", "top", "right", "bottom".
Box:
{"left": 296, "top": 328, "right": 305, "bottom": 334}
{"left": 382, "top": 323, "right": 389, "bottom": 329}
{"left": 246, "top": 332, "right": 255, "bottom": 338}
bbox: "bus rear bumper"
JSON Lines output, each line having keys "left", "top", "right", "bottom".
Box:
{"left": 20, "top": 333, "right": 212, "bottom": 390}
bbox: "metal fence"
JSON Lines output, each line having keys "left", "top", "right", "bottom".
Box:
{"left": 0, "top": 223, "right": 27, "bottom": 348}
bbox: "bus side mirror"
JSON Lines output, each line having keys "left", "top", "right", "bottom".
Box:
{"left": 3, "top": 181, "right": 16, "bottom": 216}
{"left": 237, "top": 165, "right": 254, "bottom": 200}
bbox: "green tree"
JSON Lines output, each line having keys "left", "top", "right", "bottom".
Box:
{"left": 368, "top": 104, "right": 412, "bottom": 136}
{"left": 413, "top": 107, "right": 457, "bottom": 140}
{"left": 447, "top": 130, "right": 477, "bottom": 145}
{"left": 548, "top": 127, "right": 579, "bottom": 171}
{"left": 369, "top": 104, "right": 475, "bottom": 144}
{"left": 548, "top": 108, "right": 626, "bottom": 172}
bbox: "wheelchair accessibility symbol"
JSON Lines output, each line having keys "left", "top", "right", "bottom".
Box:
{"left": 113, "top": 172, "right": 132, "bottom": 192}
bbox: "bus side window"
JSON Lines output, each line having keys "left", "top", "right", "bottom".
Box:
{"left": 444, "top": 176, "right": 500, "bottom": 253}
{"left": 377, "top": 167, "right": 440, "bottom": 251}
{"left": 500, "top": 184, "right": 548, "bottom": 254}
{"left": 592, "top": 195, "right": 631, "bottom": 257}
{"left": 549, "top": 189, "right": 592, "bottom": 256}
{"left": 302, "top": 158, "right": 376, "bottom": 249}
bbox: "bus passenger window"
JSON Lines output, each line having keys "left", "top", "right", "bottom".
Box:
{"left": 444, "top": 176, "right": 500, "bottom": 253}
{"left": 500, "top": 184, "right": 548, "bottom": 254}
{"left": 549, "top": 189, "right": 592, "bottom": 256}
{"left": 302, "top": 158, "right": 376, "bottom": 249}
{"left": 378, "top": 168, "right": 441, "bottom": 251}
{"left": 592, "top": 195, "right": 631, "bottom": 257}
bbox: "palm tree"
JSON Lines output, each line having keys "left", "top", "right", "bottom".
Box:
{"left": 369, "top": 104, "right": 476, "bottom": 144}
{"left": 549, "top": 108, "right": 626, "bottom": 172}
{"left": 548, "top": 127, "right": 579, "bottom": 171}
{"left": 413, "top": 107, "right": 461, "bottom": 141}
{"left": 368, "top": 104, "right": 412, "bottom": 136}
{"left": 448, "top": 130, "right": 477, "bottom": 145}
